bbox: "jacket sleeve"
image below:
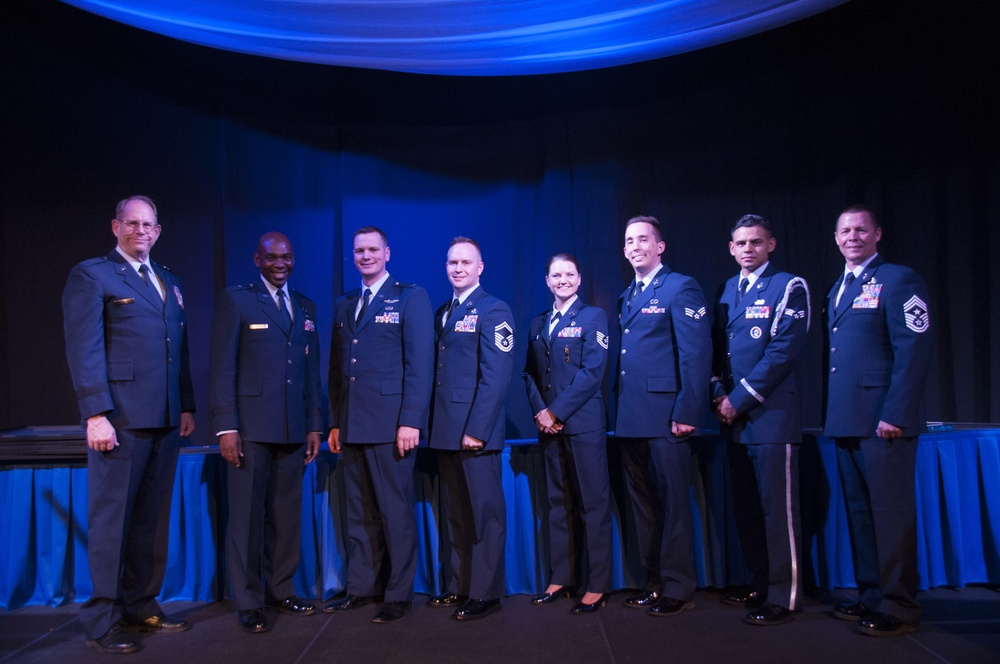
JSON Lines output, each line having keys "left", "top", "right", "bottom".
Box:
{"left": 303, "top": 299, "right": 325, "bottom": 432}
{"left": 466, "top": 299, "right": 515, "bottom": 441}
{"left": 208, "top": 288, "right": 241, "bottom": 433}
{"left": 880, "top": 269, "right": 933, "bottom": 428}
{"left": 522, "top": 316, "right": 547, "bottom": 416}
{"left": 669, "top": 276, "right": 712, "bottom": 427}
{"left": 62, "top": 262, "right": 115, "bottom": 421}
{"left": 547, "top": 308, "right": 608, "bottom": 423}
{"left": 728, "top": 278, "right": 810, "bottom": 415}
{"left": 399, "top": 287, "right": 435, "bottom": 432}
{"left": 327, "top": 300, "right": 345, "bottom": 429}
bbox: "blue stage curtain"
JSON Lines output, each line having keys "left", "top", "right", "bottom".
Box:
{"left": 3, "top": 431, "right": 999, "bottom": 609}
{"left": 58, "top": 1, "right": 847, "bottom": 76}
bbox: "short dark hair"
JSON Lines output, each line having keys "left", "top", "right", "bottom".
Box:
{"left": 731, "top": 214, "right": 772, "bottom": 237}
{"left": 116, "top": 195, "right": 158, "bottom": 222}
{"left": 625, "top": 215, "right": 663, "bottom": 242}
{"left": 449, "top": 235, "right": 482, "bottom": 255}
{"left": 545, "top": 252, "right": 580, "bottom": 275}
{"left": 354, "top": 226, "right": 388, "bottom": 245}
{"left": 839, "top": 204, "right": 880, "bottom": 229}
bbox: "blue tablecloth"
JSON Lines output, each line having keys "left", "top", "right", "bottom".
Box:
{"left": 2, "top": 431, "right": 999, "bottom": 609}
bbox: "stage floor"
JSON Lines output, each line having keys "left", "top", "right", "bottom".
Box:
{"left": 2, "top": 587, "right": 998, "bottom": 664}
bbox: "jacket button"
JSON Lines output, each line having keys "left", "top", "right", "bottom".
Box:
{"left": 287, "top": 379, "right": 292, "bottom": 385}
{"left": 352, "top": 338, "right": 359, "bottom": 344}
{"left": 620, "top": 370, "right": 626, "bottom": 376}
{"left": 830, "top": 367, "right": 837, "bottom": 373}
{"left": 350, "top": 376, "right": 356, "bottom": 381}
{"left": 832, "top": 327, "right": 838, "bottom": 333}
{"left": 621, "top": 349, "right": 626, "bottom": 354}
{"left": 728, "top": 333, "right": 734, "bottom": 340}
{"left": 351, "top": 358, "right": 357, "bottom": 363}
{"left": 830, "top": 347, "right": 836, "bottom": 353}
{"left": 624, "top": 329, "right": 630, "bottom": 334}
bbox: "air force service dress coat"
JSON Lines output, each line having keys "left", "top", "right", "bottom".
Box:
{"left": 430, "top": 286, "right": 514, "bottom": 601}
{"left": 62, "top": 250, "right": 195, "bottom": 640}
{"left": 612, "top": 265, "right": 711, "bottom": 601}
{"left": 328, "top": 278, "right": 434, "bottom": 602}
{"left": 824, "top": 255, "right": 932, "bottom": 625}
{"left": 524, "top": 298, "right": 613, "bottom": 593}
{"left": 711, "top": 265, "right": 810, "bottom": 611}
{"left": 209, "top": 280, "right": 324, "bottom": 611}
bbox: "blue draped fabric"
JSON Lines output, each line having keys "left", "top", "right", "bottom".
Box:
{"left": 58, "top": 0, "right": 846, "bottom": 75}
{"left": 3, "top": 431, "right": 999, "bottom": 609}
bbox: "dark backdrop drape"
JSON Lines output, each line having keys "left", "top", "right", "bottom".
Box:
{"left": 2, "top": 0, "right": 998, "bottom": 441}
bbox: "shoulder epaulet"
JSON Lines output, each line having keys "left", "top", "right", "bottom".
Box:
{"left": 393, "top": 281, "right": 418, "bottom": 289}
{"left": 84, "top": 257, "right": 108, "bottom": 266}
{"left": 154, "top": 262, "right": 175, "bottom": 274}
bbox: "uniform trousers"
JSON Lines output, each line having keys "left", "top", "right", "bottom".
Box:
{"left": 225, "top": 440, "right": 305, "bottom": 611}
{"left": 542, "top": 431, "right": 613, "bottom": 593}
{"left": 81, "top": 427, "right": 180, "bottom": 639}
{"left": 726, "top": 441, "right": 802, "bottom": 610}
{"left": 835, "top": 436, "right": 920, "bottom": 624}
{"left": 619, "top": 436, "right": 696, "bottom": 601}
{"left": 340, "top": 443, "right": 417, "bottom": 602}
{"left": 437, "top": 450, "right": 506, "bottom": 600}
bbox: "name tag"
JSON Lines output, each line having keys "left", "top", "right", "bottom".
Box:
{"left": 375, "top": 312, "right": 400, "bottom": 324}
{"left": 114, "top": 298, "right": 135, "bottom": 305}
{"left": 853, "top": 283, "right": 882, "bottom": 309}
{"left": 455, "top": 315, "right": 478, "bottom": 332}
{"left": 745, "top": 305, "right": 770, "bottom": 319}
{"left": 249, "top": 323, "right": 268, "bottom": 330}
{"left": 557, "top": 326, "right": 582, "bottom": 338}
{"left": 641, "top": 306, "right": 666, "bottom": 314}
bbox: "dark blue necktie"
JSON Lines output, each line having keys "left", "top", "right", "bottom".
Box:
{"left": 276, "top": 288, "right": 292, "bottom": 332}
{"left": 356, "top": 288, "right": 371, "bottom": 324}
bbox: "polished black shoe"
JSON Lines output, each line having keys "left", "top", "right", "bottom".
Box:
{"left": 623, "top": 590, "right": 659, "bottom": 608}
{"left": 123, "top": 612, "right": 192, "bottom": 633}
{"left": 720, "top": 588, "right": 765, "bottom": 609}
{"left": 372, "top": 601, "right": 411, "bottom": 624}
{"left": 743, "top": 602, "right": 795, "bottom": 626}
{"left": 452, "top": 598, "right": 501, "bottom": 621}
{"left": 85, "top": 624, "right": 142, "bottom": 654}
{"left": 858, "top": 612, "right": 917, "bottom": 637}
{"left": 833, "top": 601, "right": 871, "bottom": 621}
{"left": 323, "top": 594, "right": 376, "bottom": 613}
{"left": 531, "top": 586, "right": 574, "bottom": 605}
{"left": 238, "top": 608, "right": 269, "bottom": 634}
{"left": 570, "top": 594, "right": 609, "bottom": 615}
{"left": 267, "top": 596, "right": 317, "bottom": 616}
{"left": 647, "top": 596, "right": 694, "bottom": 617}
{"left": 426, "top": 592, "right": 468, "bottom": 609}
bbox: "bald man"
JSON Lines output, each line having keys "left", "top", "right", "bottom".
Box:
{"left": 210, "top": 232, "right": 324, "bottom": 634}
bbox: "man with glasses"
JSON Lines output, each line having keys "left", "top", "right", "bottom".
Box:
{"left": 63, "top": 195, "right": 196, "bottom": 654}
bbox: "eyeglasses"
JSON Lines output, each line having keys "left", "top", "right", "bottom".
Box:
{"left": 117, "top": 219, "right": 159, "bottom": 234}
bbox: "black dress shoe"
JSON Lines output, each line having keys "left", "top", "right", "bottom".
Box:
{"left": 622, "top": 590, "right": 659, "bottom": 608}
{"left": 858, "top": 612, "right": 917, "bottom": 637}
{"left": 323, "top": 594, "right": 376, "bottom": 613}
{"left": 570, "top": 594, "right": 609, "bottom": 615}
{"left": 86, "top": 624, "right": 142, "bottom": 654}
{"left": 647, "top": 596, "right": 694, "bottom": 617}
{"left": 743, "top": 602, "right": 795, "bottom": 626}
{"left": 238, "top": 608, "right": 269, "bottom": 634}
{"left": 426, "top": 592, "right": 468, "bottom": 608}
{"left": 720, "top": 588, "right": 766, "bottom": 609}
{"left": 372, "top": 601, "right": 411, "bottom": 624}
{"left": 531, "top": 586, "right": 574, "bottom": 605}
{"left": 833, "top": 601, "right": 872, "bottom": 621}
{"left": 123, "top": 612, "right": 192, "bottom": 633}
{"left": 267, "top": 596, "right": 317, "bottom": 616}
{"left": 452, "top": 598, "right": 502, "bottom": 621}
